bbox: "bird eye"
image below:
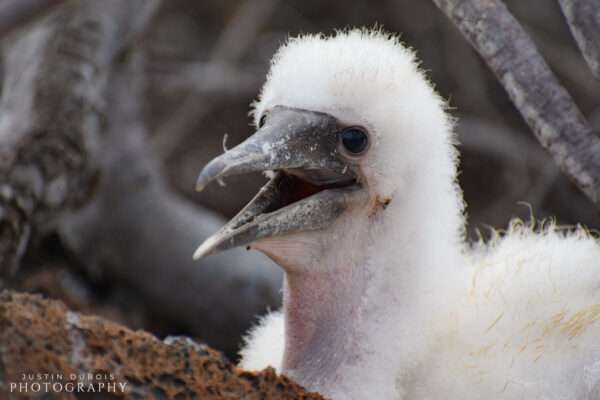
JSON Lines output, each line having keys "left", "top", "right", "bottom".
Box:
{"left": 258, "top": 114, "right": 267, "bottom": 128}
{"left": 339, "top": 127, "right": 369, "bottom": 156}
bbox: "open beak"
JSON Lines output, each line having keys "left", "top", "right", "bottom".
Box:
{"left": 193, "top": 106, "right": 367, "bottom": 260}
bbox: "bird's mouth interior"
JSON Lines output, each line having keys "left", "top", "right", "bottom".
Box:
{"left": 267, "top": 170, "right": 356, "bottom": 212}
{"left": 229, "top": 169, "right": 359, "bottom": 231}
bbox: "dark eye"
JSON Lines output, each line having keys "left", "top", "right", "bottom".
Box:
{"left": 339, "top": 127, "right": 369, "bottom": 156}
{"left": 258, "top": 114, "right": 267, "bottom": 128}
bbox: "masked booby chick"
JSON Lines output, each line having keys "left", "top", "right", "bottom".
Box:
{"left": 193, "top": 29, "right": 600, "bottom": 399}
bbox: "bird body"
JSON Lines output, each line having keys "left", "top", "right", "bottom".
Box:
{"left": 195, "top": 29, "right": 600, "bottom": 399}
{"left": 241, "top": 221, "right": 600, "bottom": 399}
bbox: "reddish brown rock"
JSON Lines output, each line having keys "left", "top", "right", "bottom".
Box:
{"left": 0, "top": 290, "right": 324, "bottom": 399}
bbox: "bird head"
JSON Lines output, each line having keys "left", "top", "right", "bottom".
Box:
{"left": 193, "top": 29, "right": 460, "bottom": 273}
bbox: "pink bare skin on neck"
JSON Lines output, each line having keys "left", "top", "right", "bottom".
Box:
{"left": 283, "top": 269, "right": 367, "bottom": 378}
{"left": 256, "top": 235, "right": 370, "bottom": 388}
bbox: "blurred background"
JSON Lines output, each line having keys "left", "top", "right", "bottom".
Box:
{"left": 7, "top": 0, "right": 600, "bottom": 362}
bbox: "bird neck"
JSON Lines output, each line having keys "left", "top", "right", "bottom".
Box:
{"left": 282, "top": 265, "right": 367, "bottom": 379}
{"left": 280, "top": 176, "right": 466, "bottom": 397}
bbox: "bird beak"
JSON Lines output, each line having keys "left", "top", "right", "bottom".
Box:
{"left": 193, "top": 106, "right": 367, "bottom": 260}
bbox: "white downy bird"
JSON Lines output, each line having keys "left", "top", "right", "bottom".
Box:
{"left": 193, "top": 29, "right": 600, "bottom": 399}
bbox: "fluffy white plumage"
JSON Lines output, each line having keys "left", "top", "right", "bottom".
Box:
{"left": 238, "top": 29, "right": 600, "bottom": 399}
{"left": 239, "top": 311, "right": 284, "bottom": 371}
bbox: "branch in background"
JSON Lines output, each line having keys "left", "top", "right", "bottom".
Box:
{"left": 59, "top": 44, "right": 282, "bottom": 357}
{"left": 0, "top": 0, "right": 160, "bottom": 273}
{"left": 157, "top": 62, "right": 264, "bottom": 97}
{"left": 557, "top": 0, "right": 600, "bottom": 80}
{"left": 0, "top": 290, "right": 323, "bottom": 400}
{"left": 432, "top": 0, "right": 600, "bottom": 209}
{"left": 152, "top": 0, "right": 280, "bottom": 160}
{"left": 208, "top": 0, "right": 280, "bottom": 63}
{"left": 0, "top": 0, "right": 66, "bottom": 39}
{"left": 531, "top": 25, "right": 600, "bottom": 101}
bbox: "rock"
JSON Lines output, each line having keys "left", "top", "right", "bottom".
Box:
{"left": 0, "top": 290, "right": 324, "bottom": 399}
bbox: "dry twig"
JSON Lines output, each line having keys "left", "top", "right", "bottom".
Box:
{"left": 557, "top": 0, "right": 600, "bottom": 80}
{"left": 433, "top": 0, "right": 600, "bottom": 209}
